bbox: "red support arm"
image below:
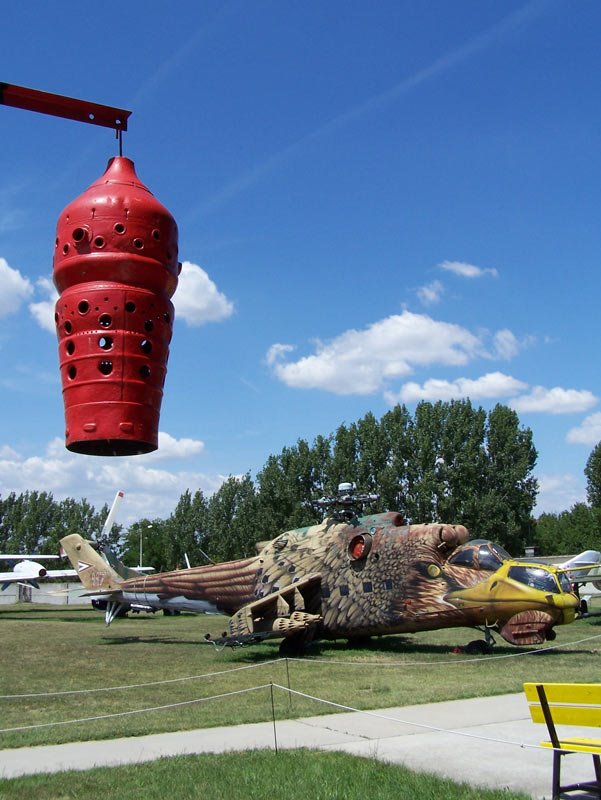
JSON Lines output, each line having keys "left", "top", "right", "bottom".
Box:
{"left": 0, "top": 82, "right": 131, "bottom": 130}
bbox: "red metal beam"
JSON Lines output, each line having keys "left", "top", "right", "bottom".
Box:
{"left": 0, "top": 83, "right": 131, "bottom": 130}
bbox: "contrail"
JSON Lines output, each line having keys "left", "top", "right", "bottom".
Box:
{"left": 189, "top": 0, "right": 552, "bottom": 219}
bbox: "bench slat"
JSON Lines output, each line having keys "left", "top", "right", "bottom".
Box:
{"left": 529, "top": 705, "right": 601, "bottom": 727}
{"left": 540, "top": 738, "right": 601, "bottom": 754}
{"left": 524, "top": 683, "right": 601, "bottom": 705}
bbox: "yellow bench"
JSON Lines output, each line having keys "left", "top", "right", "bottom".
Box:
{"left": 524, "top": 682, "right": 601, "bottom": 800}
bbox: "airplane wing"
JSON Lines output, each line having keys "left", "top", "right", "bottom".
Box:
{"left": 0, "top": 554, "right": 60, "bottom": 560}
{"left": 0, "top": 560, "right": 77, "bottom": 588}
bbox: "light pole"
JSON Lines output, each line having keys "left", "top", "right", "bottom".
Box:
{"left": 140, "top": 524, "right": 152, "bottom": 567}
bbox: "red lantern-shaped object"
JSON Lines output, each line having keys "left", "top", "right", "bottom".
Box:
{"left": 53, "top": 157, "right": 180, "bottom": 456}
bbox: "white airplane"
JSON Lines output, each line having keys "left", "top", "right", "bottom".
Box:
{"left": 0, "top": 490, "right": 127, "bottom": 591}
{"left": 557, "top": 550, "right": 601, "bottom": 614}
{"left": 558, "top": 550, "right": 601, "bottom": 585}
{"left": 0, "top": 555, "right": 76, "bottom": 589}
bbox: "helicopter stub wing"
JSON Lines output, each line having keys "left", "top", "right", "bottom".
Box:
{"left": 206, "top": 573, "right": 323, "bottom": 646}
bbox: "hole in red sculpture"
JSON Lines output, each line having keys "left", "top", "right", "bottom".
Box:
{"left": 133, "top": 238, "right": 144, "bottom": 249}
{"left": 66, "top": 341, "right": 75, "bottom": 355}
{"left": 140, "top": 339, "right": 152, "bottom": 354}
{"left": 67, "top": 366, "right": 77, "bottom": 380}
{"left": 98, "top": 361, "right": 113, "bottom": 375}
{"left": 125, "top": 301, "right": 136, "bottom": 313}
{"left": 140, "top": 365, "right": 151, "bottom": 379}
{"left": 94, "top": 236, "right": 105, "bottom": 248}
{"left": 99, "top": 314, "right": 112, "bottom": 328}
{"left": 64, "top": 321, "right": 72, "bottom": 334}
{"left": 114, "top": 223, "right": 126, "bottom": 234}
{"left": 78, "top": 300, "right": 89, "bottom": 314}
{"left": 98, "top": 336, "right": 113, "bottom": 350}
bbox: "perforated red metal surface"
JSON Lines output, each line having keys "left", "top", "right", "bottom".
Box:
{"left": 53, "top": 157, "right": 180, "bottom": 455}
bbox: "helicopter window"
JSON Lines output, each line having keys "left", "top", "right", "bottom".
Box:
{"left": 447, "top": 548, "right": 476, "bottom": 568}
{"left": 558, "top": 572, "right": 573, "bottom": 593}
{"left": 477, "top": 544, "right": 506, "bottom": 571}
{"left": 447, "top": 540, "right": 510, "bottom": 571}
{"left": 508, "top": 566, "right": 560, "bottom": 593}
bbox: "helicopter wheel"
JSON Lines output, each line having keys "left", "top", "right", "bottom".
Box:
{"left": 465, "top": 639, "right": 493, "bottom": 655}
{"left": 279, "top": 632, "right": 308, "bottom": 656}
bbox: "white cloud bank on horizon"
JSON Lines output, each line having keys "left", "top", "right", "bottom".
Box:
{"left": 0, "top": 432, "right": 220, "bottom": 524}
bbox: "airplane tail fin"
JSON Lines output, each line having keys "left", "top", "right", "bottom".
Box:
{"left": 60, "top": 534, "right": 123, "bottom": 592}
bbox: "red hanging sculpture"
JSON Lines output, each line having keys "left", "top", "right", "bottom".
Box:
{"left": 53, "top": 157, "right": 180, "bottom": 455}
{"left": 1, "top": 83, "right": 181, "bottom": 455}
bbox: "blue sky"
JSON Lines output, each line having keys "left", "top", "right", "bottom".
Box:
{"left": 1, "top": 0, "right": 600, "bottom": 525}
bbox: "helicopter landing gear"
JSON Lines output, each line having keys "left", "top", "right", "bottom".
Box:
{"left": 465, "top": 626, "right": 496, "bottom": 655}
{"left": 279, "top": 632, "right": 310, "bottom": 656}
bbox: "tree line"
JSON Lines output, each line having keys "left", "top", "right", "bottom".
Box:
{"left": 1, "top": 401, "right": 599, "bottom": 569}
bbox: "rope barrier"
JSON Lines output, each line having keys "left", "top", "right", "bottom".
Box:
{"left": 269, "top": 683, "right": 543, "bottom": 752}
{"left": 0, "top": 658, "right": 285, "bottom": 700}
{"left": 0, "top": 679, "right": 559, "bottom": 756}
{"left": 3, "top": 630, "right": 600, "bottom": 701}
{"left": 0, "top": 684, "right": 273, "bottom": 734}
{"left": 287, "top": 630, "right": 601, "bottom": 667}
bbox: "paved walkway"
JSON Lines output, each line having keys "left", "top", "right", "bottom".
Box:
{"left": 1, "top": 692, "right": 599, "bottom": 798}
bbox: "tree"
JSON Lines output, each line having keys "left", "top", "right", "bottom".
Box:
{"left": 477, "top": 405, "right": 538, "bottom": 553}
{"left": 585, "top": 442, "right": 601, "bottom": 509}
{"left": 207, "top": 474, "right": 259, "bottom": 561}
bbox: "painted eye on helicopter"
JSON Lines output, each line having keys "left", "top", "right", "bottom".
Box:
{"left": 348, "top": 533, "right": 373, "bottom": 561}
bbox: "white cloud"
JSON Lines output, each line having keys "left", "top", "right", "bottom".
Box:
{"left": 0, "top": 257, "right": 33, "bottom": 318}
{"left": 438, "top": 260, "right": 499, "bottom": 279}
{"left": 386, "top": 371, "right": 528, "bottom": 405}
{"left": 173, "top": 261, "right": 234, "bottom": 326}
{"left": 138, "top": 431, "right": 205, "bottom": 462}
{"left": 0, "top": 434, "right": 222, "bottom": 525}
{"left": 566, "top": 412, "right": 601, "bottom": 445}
{"left": 510, "top": 387, "right": 598, "bottom": 415}
{"left": 492, "top": 329, "right": 520, "bottom": 360}
{"left": 29, "top": 277, "right": 58, "bottom": 333}
{"left": 266, "top": 343, "right": 296, "bottom": 367}
{"left": 267, "top": 310, "right": 504, "bottom": 396}
{"left": 534, "top": 473, "right": 586, "bottom": 515}
{"left": 417, "top": 280, "right": 444, "bottom": 306}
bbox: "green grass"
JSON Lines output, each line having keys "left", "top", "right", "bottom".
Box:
{"left": 0, "top": 749, "right": 531, "bottom": 800}
{"left": 1, "top": 599, "right": 600, "bottom": 751}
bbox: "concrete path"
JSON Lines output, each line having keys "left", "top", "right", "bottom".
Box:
{"left": 1, "top": 692, "right": 600, "bottom": 799}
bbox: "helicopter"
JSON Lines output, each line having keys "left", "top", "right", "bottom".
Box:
{"left": 60, "top": 483, "right": 579, "bottom": 654}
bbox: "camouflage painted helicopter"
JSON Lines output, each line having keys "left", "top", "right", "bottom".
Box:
{"left": 60, "top": 484, "right": 580, "bottom": 654}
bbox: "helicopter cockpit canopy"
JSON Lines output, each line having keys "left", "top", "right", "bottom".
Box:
{"left": 447, "top": 539, "right": 512, "bottom": 571}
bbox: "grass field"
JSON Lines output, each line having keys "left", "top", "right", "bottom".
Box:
{"left": 0, "top": 750, "right": 532, "bottom": 800}
{"left": 1, "top": 599, "right": 600, "bottom": 750}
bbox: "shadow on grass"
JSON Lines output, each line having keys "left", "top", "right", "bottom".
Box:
{"left": 100, "top": 635, "right": 205, "bottom": 646}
